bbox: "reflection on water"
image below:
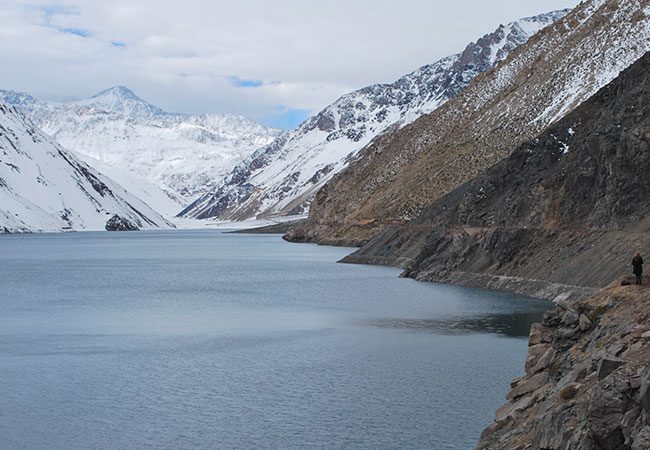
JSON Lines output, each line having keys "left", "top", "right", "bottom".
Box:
{"left": 368, "top": 311, "right": 543, "bottom": 338}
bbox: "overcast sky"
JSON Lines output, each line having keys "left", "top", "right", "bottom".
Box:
{"left": 0, "top": 0, "right": 580, "bottom": 128}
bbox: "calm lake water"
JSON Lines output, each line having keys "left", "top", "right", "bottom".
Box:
{"left": 0, "top": 230, "right": 550, "bottom": 450}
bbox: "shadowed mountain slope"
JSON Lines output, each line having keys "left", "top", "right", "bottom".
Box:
{"left": 343, "top": 50, "right": 650, "bottom": 301}
{"left": 286, "top": 0, "right": 650, "bottom": 247}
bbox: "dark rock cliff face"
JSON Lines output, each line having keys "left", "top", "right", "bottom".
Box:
{"left": 286, "top": 0, "right": 650, "bottom": 247}
{"left": 341, "top": 51, "right": 650, "bottom": 300}
{"left": 475, "top": 279, "right": 650, "bottom": 450}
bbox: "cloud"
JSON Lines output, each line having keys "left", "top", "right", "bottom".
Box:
{"left": 31, "top": 3, "right": 79, "bottom": 22}
{"left": 0, "top": 0, "right": 581, "bottom": 125}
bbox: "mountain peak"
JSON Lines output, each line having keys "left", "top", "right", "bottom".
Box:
{"left": 75, "top": 86, "right": 167, "bottom": 119}
{"left": 91, "top": 85, "right": 139, "bottom": 100}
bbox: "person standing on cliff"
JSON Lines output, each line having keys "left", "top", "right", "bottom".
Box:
{"left": 632, "top": 252, "right": 644, "bottom": 285}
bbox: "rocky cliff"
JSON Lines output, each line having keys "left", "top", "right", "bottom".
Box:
{"left": 178, "top": 10, "right": 567, "bottom": 222}
{"left": 475, "top": 279, "right": 650, "bottom": 450}
{"left": 286, "top": 0, "right": 650, "bottom": 247}
{"left": 340, "top": 49, "right": 650, "bottom": 301}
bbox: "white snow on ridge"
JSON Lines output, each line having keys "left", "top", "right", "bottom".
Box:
{"left": 74, "top": 153, "right": 184, "bottom": 218}
{"left": 0, "top": 101, "right": 173, "bottom": 233}
{"left": 0, "top": 87, "right": 282, "bottom": 208}
{"left": 531, "top": 1, "right": 650, "bottom": 126}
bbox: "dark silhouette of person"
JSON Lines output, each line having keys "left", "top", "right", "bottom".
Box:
{"left": 632, "top": 252, "right": 644, "bottom": 285}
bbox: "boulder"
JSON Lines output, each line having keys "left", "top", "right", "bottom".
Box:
{"left": 506, "top": 372, "right": 549, "bottom": 400}
{"left": 529, "top": 323, "right": 549, "bottom": 346}
{"left": 525, "top": 344, "right": 552, "bottom": 375}
{"left": 597, "top": 356, "right": 626, "bottom": 380}
{"left": 579, "top": 314, "right": 592, "bottom": 331}
{"left": 532, "top": 348, "right": 555, "bottom": 374}
{"left": 562, "top": 310, "right": 580, "bottom": 327}
{"left": 105, "top": 214, "right": 139, "bottom": 231}
{"left": 510, "top": 375, "right": 527, "bottom": 389}
{"left": 495, "top": 394, "right": 537, "bottom": 423}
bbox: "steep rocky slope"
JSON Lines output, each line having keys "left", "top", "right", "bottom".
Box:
{"left": 0, "top": 87, "right": 280, "bottom": 205}
{"left": 475, "top": 279, "right": 650, "bottom": 450}
{"left": 0, "top": 101, "right": 173, "bottom": 233}
{"left": 286, "top": 0, "right": 650, "bottom": 246}
{"left": 178, "top": 10, "right": 568, "bottom": 221}
{"left": 341, "top": 50, "right": 650, "bottom": 301}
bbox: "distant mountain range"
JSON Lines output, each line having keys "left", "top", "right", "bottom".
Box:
{"left": 178, "top": 9, "right": 569, "bottom": 222}
{"left": 0, "top": 101, "right": 173, "bottom": 233}
{"left": 4, "top": 0, "right": 648, "bottom": 241}
{"left": 0, "top": 86, "right": 281, "bottom": 208}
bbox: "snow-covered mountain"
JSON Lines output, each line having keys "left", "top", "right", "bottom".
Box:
{"left": 0, "top": 87, "right": 282, "bottom": 205}
{"left": 178, "top": 10, "right": 569, "bottom": 221}
{"left": 0, "top": 101, "right": 173, "bottom": 233}
{"left": 73, "top": 86, "right": 167, "bottom": 120}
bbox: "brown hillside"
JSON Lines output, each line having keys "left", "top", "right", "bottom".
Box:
{"left": 286, "top": 0, "right": 650, "bottom": 247}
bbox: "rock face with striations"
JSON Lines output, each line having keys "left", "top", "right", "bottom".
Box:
{"left": 286, "top": 0, "right": 650, "bottom": 247}
{"left": 177, "top": 10, "right": 568, "bottom": 222}
{"left": 341, "top": 50, "right": 650, "bottom": 300}
{"left": 475, "top": 279, "right": 650, "bottom": 450}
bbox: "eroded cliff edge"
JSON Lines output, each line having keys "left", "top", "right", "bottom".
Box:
{"left": 475, "top": 279, "right": 650, "bottom": 450}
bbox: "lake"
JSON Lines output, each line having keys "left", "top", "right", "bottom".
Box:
{"left": 0, "top": 230, "right": 550, "bottom": 449}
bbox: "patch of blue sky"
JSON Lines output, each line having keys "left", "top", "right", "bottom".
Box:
{"left": 111, "top": 41, "right": 126, "bottom": 47}
{"left": 61, "top": 28, "right": 89, "bottom": 37}
{"left": 260, "top": 107, "right": 310, "bottom": 130}
{"left": 230, "top": 76, "right": 263, "bottom": 88}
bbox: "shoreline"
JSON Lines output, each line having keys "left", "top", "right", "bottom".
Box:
{"left": 341, "top": 252, "right": 599, "bottom": 303}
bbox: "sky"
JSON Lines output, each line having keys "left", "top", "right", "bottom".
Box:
{"left": 0, "top": 0, "right": 581, "bottom": 129}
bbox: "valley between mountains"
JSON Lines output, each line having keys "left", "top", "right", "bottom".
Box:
{"left": 1, "top": 0, "right": 648, "bottom": 298}
{"left": 3, "top": 0, "right": 650, "bottom": 448}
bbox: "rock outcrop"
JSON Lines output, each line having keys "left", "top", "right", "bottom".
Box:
{"left": 339, "top": 49, "right": 650, "bottom": 300}
{"left": 105, "top": 214, "right": 139, "bottom": 231}
{"left": 286, "top": 0, "right": 650, "bottom": 246}
{"left": 476, "top": 279, "right": 650, "bottom": 450}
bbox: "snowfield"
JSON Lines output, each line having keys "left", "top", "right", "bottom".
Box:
{"left": 0, "top": 101, "right": 173, "bottom": 233}
{"left": 1, "top": 86, "right": 281, "bottom": 208}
